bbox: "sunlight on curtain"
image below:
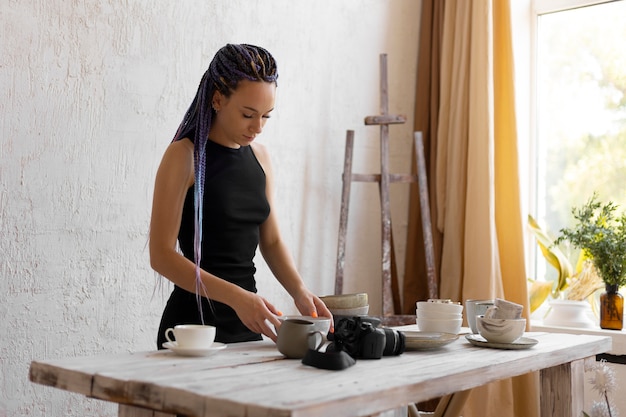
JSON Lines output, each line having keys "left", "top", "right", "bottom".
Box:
{"left": 410, "top": 0, "right": 539, "bottom": 416}
{"left": 436, "top": 0, "right": 472, "bottom": 302}
{"left": 493, "top": 1, "right": 540, "bottom": 415}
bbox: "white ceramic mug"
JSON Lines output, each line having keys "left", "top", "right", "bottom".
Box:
{"left": 493, "top": 298, "right": 523, "bottom": 319}
{"left": 165, "top": 324, "right": 216, "bottom": 349}
{"left": 465, "top": 299, "right": 495, "bottom": 334}
{"left": 276, "top": 319, "right": 324, "bottom": 359}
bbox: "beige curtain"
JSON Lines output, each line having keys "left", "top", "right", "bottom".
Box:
{"left": 405, "top": 0, "right": 539, "bottom": 416}
{"left": 403, "top": 0, "right": 445, "bottom": 309}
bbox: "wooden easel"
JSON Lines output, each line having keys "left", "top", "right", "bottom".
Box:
{"left": 335, "top": 54, "right": 438, "bottom": 326}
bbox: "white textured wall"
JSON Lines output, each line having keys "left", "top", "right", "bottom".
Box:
{"left": 0, "top": 1, "right": 420, "bottom": 415}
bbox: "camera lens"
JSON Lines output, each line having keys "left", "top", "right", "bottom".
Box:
{"left": 382, "top": 328, "right": 406, "bottom": 356}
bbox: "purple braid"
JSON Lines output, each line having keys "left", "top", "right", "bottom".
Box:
{"left": 171, "top": 44, "right": 278, "bottom": 322}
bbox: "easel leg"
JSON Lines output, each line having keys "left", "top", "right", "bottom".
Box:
{"left": 335, "top": 130, "right": 355, "bottom": 294}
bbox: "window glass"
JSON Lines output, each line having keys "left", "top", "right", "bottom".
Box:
{"left": 535, "top": 0, "right": 626, "bottom": 278}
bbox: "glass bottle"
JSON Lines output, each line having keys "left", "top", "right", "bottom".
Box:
{"left": 600, "top": 284, "right": 624, "bottom": 330}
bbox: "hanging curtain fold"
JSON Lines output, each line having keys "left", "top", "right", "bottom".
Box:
{"left": 404, "top": 0, "right": 539, "bottom": 416}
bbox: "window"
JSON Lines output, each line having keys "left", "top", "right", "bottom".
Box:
{"left": 529, "top": 0, "right": 626, "bottom": 282}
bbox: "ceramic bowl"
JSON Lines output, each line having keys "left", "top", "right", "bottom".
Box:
{"left": 320, "top": 293, "right": 368, "bottom": 309}
{"left": 416, "top": 317, "right": 462, "bottom": 334}
{"left": 329, "top": 305, "right": 370, "bottom": 317}
{"left": 415, "top": 309, "right": 462, "bottom": 319}
{"left": 416, "top": 301, "right": 463, "bottom": 315}
{"left": 476, "top": 316, "right": 526, "bottom": 344}
{"left": 277, "top": 315, "right": 332, "bottom": 335}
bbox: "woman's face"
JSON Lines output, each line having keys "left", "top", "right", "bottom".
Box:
{"left": 210, "top": 80, "right": 276, "bottom": 148}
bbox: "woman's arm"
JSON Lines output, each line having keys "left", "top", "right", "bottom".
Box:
{"left": 149, "top": 139, "right": 283, "bottom": 341}
{"left": 252, "top": 143, "right": 333, "bottom": 325}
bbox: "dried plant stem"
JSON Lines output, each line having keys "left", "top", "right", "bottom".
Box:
{"left": 605, "top": 392, "right": 613, "bottom": 417}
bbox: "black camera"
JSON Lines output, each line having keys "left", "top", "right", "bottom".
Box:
{"left": 327, "top": 316, "right": 405, "bottom": 359}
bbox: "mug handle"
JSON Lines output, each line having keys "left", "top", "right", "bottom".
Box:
{"left": 165, "top": 328, "right": 175, "bottom": 343}
{"left": 307, "top": 331, "right": 324, "bottom": 351}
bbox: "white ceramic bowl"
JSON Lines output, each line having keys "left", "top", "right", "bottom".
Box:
{"left": 476, "top": 316, "right": 526, "bottom": 344}
{"left": 277, "top": 315, "right": 332, "bottom": 335}
{"left": 329, "top": 305, "right": 370, "bottom": 317}
{"left": 416, "top": 309, "right": 462, "bottom": 319}
{"left": 416, "top": 301, "right": 463, "bottom": 315}
{"left": 416, "top": 317, "right": 462, "bottom": 334}
{"left": 320, "top": 293, "right": 368, "bottom": 309}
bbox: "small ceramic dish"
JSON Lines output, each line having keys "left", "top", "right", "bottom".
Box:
{"left": 162, "top": 342, "right": 227, "bottom": 357}
{"left": 465, "top": 334, "right": 537, "bottom": 350}
{"left": 476, "top": 316, "right": 526, "bottom": 344}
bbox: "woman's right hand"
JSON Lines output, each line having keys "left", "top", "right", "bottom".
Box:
{"left": 232, "top": 292, "right": 283, "bottom": 342}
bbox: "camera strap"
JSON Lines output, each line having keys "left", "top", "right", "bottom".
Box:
{"left": 301, "top": 348, "right": 356, "bottom": 371}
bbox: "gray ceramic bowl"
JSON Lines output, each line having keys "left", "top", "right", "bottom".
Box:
{"left": 476, "top": 316, "right": 525, "bottom": 343}
{"left": 277, "top": 315, "right": 331, "bottom": 335}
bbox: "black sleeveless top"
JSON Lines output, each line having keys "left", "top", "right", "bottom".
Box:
{"left": 157, "top": 139, "right": 270, "bottom": 347}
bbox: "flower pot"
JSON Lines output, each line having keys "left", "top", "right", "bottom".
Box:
{"left": 543, "top": 299, "right": 595, "bottom": 329}
{"left": 600, "top": 284, "right": 624, "bottom": 330}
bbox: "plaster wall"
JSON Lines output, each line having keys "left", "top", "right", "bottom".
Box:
{"left": 0, "top": 1, "right": 421, "bottom": 415}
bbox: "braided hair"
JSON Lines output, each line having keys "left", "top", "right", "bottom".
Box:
{"left": 171, "top": 44, "right": 278, "bottom": 319}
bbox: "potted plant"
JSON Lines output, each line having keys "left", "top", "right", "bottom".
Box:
{"left": 528, "top": 215, "right": 603, "bottom": 327}
{"left": 555, "top": 194, "right": 626, "bottom": 330}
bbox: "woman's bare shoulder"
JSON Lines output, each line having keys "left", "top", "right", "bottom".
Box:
{"left": 251, "top": 141, "right": 271, "bottom": 165}
{"left": 166, "top": 138, "right": 194, "bottom": 156}
{"left": 162, "top": 138, "right": 194, "bottom": 165}
{"left": 157, "top": 138, "right": 195, "bottom": 186}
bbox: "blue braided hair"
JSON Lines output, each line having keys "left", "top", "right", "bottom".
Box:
{"left": 171, "top": 44, "right": 278, "bottom": 321}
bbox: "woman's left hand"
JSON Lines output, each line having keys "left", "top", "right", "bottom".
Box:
{"left": 294, "top": 290, "right": 334, "bottom": 332}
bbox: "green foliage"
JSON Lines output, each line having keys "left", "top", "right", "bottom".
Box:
{"left": 555, "top": 194, "right": 626, "bottom": 287}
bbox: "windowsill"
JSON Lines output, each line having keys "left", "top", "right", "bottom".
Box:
{"left": 531, "top": 320, "right": 626, "bottom": 355}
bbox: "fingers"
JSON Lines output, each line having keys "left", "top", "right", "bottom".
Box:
{"left": 259, "top": 320, "right": 278, "bottom": 343}
{"left": 314, "top": 297, "right": 332, "bottom": 318}
{"left": 295, "top": 293, "right": 335, "bottom": 333}
{"left": 295, "top": 293, "right": 318, "bottom": 318}
{"left": 241, "top": 315, "right": 279, "bottom": 343}
{"left": 234, "top": 294, "right": 283, "bottom": 342}
{"left": 313, "top": 297, "right": 334, "bottom": 332}
{"left": 254, "top": 298, "right": 282, "bottom": 342}
{"left": 264, "top": 299, "right": 283, "bottom": 319}
{"left": 263, "top": 299, "right": 283, "bottom": 329}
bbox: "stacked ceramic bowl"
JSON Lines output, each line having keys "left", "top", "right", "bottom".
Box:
{"left": 320, "top": 293, "right": 369, "bottom": 317}
{"left": 416, "top": 300, "right": 463, "bottom": 334}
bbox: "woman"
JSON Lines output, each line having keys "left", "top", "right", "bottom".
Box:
{"left": 150, "top": 44, "right": 332, "bottom": 347}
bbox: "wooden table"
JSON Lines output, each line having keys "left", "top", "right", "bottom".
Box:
{"left": 29, "top": 330, "right": 611, "bottom": 417}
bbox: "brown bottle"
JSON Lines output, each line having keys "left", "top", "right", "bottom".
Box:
{"left": 600, "top": 284, "right": 624, "bottom": 330}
